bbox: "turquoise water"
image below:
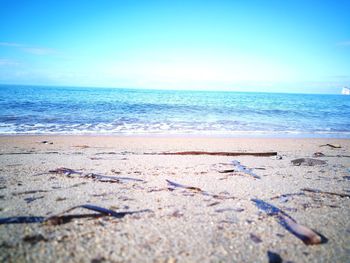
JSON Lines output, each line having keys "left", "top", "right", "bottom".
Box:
{"left": 0, "top": 85, "right": 349, "bottom": 137}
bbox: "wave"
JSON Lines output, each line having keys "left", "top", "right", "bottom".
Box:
{"left": 1, "top": 122, "right": 350, "bottom": 138}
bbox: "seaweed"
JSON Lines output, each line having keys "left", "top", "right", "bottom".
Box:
{"left": 215, "top": 208, "right": 244, "bottom": 213}
{"left": 252, "top": 198, "right": 327, "bottom": 245}
{"left": 166, "top": 179, "right": 234, "bottom": 200}
{"left": 24, "top": 196, "right": 44, "bottom": 203}
{"left": 82, "top": 173, "right": 144, "bottom": 183}
{"left": 12, "top": 190, "right": 49, "bottom": 196}
{"left": 0, "top": 204, "right": 152, "bottom": 225}
{"left": 95, "top": 152, "right": 117, "bottom": 155}
{"left": 218, "top": 169, "right": 235, "bottom": 173}
{"left": 0, "top": 216, "right": 46, "bottom": 224}
{"left": 46, "top": 167, "right": 144, "bottom": 183}
{"left": 49, "top": 167, "right": 82, "bottom": 176}
{"left": 301, "top": 188, "right": 350, "bottom": 198}
{"left": 270, "top": 192, "right": 305, "bottom": 203}
{"left": 320, "top": 143, "right": 341, "bottom": 148}
{"left": 250, "top": 233, "right": 262, "bottom": 243}
{"left": 313, "top": 152, "right": 325, "bottom": 157}
{"left": 23, "top": 234, "right": 48, "bottom": 244}
{"left": 166, "top": 179, "right": 202, "bottom": 192}
{"left": 231, "top": 160, "right": 260, "bottom": 179}
{"left": 39, "top": 140, "right": 53, "bottom": 145}
{"left": 291, "top": 158, "right": 327, "bottom": 166}
{"left": 149, "top": 151, "right": 277, "bottom": 157}
{"left": 267, "top": 251, "right": 283, "bottom": 263}
{"left": 0, "top": 151, "right": 59, "bottom": 156}
{"left": 207, "top": 201, "right": 221, "bottom": 207}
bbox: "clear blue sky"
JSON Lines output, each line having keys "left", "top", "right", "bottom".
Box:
{"left": 0, "top": 0, "right": 349, "bottom": 93}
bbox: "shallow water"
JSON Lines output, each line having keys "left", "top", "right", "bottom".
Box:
{"left": 0, "top": 85, "right": 349, "bottom": 137}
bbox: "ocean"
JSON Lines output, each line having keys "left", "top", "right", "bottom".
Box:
{"left": 0, "top": 85, "right": 349, "bottom": 137}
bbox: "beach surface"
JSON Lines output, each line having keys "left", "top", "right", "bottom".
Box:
{"left": 0, "top": 136, "right": 349, "bottom": 262}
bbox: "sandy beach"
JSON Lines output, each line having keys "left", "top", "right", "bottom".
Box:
{"left": 0, "top": 135, "right": 349, "bottom": 262}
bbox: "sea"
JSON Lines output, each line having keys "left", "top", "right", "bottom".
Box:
{"left": 0, "top": 84, "right": 349, "bottom": 137}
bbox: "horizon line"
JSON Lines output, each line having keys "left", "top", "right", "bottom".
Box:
{"left": 0, "top": 82, "right": 345, "bottom": 96}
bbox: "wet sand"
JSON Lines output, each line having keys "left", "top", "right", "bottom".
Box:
{"left": 0, "top": 136, "right": 349, "bottom": 262}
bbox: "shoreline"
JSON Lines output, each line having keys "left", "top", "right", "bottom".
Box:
{"left": 1, "top": 135, "right": 349, "bottom": 156}
{"left": 0, "top": 134, "right": 350, "bottom": 143}
{"left": 1, "top": 132, "right": 350, "bottom": 139}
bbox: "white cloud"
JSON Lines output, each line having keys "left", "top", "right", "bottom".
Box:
{"left": 99, "top": 56, "right": 295, "bottom": 87}
{"left": 21, "top": 47, "right": 56, "bottom": 55}
{"left": 0, "top": 42, "right": 23, "bottom": 47}
{"left": 0, "top": 42, "right": 57, "bottom": 55}
{"left": 0, "top": 58, "right": 20, "bottom": 66}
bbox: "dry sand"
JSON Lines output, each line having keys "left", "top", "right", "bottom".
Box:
{"left": 0, "top": 135, "right": 349, "bottom": 262}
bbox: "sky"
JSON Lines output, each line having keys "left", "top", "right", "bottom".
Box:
{"left": 0, "top": 0, "right": 349, "bottom": 94}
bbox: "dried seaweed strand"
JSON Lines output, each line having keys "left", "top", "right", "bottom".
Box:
{"left": 218, "top": 169, "right": 235, "bottom": 173}
{"left": 252, "top": 198, "right": 326, "bottom": 245}
{"left": 267, "top": 251, "right": 283, "bottom": 263}
{"left": 0, "top": 204, "right": 152, "bottom": 225}
{"left": 270, "top": 192, "right": 305, "bottom": 200}
{"left": 0, "top": 216, "right": 46, "bottom": 224}
{"left": 301, "top": 188, "right": 350, "bottom": 198}
{"left": 150, "top": 151, "right": 277, "bottom": 157}
{"left": 12, "top": 190, "right": 49, "bottom": 196}
{"left": 231, "top": 160, "right": 260, "bottom": 179}
{"left": 166, "top": 179, "right": 234, "bottom": 200}
{"left": 166, "top": 179, "right": 202, "bottom": 192}
{"left": 46, "top": 167, "right": 144, "bottom": 183}
{"left": 0, "top": 151, "right": 59, "bottom": 156}
{"left": 291, "top": 158, "right": 327, "bottom": 166}
{"left": 82, "top": 173, "right": 144, "bottom": 183}
{"left": 319, "top": 144, "right": 341, "bottom": 148}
